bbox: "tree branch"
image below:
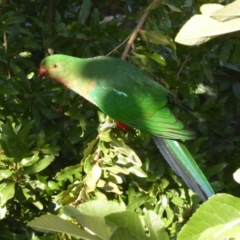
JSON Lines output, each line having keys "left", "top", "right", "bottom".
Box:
{"left": 121, "top": 1, "right": 158, "bottom": 60}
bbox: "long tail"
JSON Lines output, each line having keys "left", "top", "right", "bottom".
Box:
{"left": 152, "top": 136, "right": 214, "bottom": 201}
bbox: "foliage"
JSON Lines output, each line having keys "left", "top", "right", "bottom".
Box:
{"left": 27, "top": 194, "right": 240, "bottom": 240}
{"left": 178, "top": 194, "right": 240, "bottom": 240}
{"left": 175, "top": 0, "right": 240, "bottom": 45}
{"left": 28, "top": 200, "right": 169, "bottom": 240}
{"left": 0, "top": 0, "right": 239, "bottom": 239}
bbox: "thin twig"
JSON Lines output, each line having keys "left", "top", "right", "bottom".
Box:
{"left": 176, "top": 56, "right": 191, "bottom": 79}
{"left": 121, "top": 2, "right": 154, "bottom": 60}
{"left": 94, "top": 146, "right": 101, "bottom": 161}
{"left": 121, "top": 10, "right": 149, "bottom": 60}
{"left": 106, "top": 35, "right": 130, "bottom": 56}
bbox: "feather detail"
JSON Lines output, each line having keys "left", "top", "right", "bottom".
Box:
{"left": 115, "top": 121, "right": 131, "bottom": 130}
{"left": 152, "top": 136, "right": 214, "bottom": 200}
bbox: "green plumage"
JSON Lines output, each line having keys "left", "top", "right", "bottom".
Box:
{"left": 40, "top": 55, "right": 194, "bottom": 140}
{"left": 39, "top": 54, "right": 214, "bottom": 200}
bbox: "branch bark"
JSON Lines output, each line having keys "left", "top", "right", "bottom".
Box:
{"left": 121, "top": 1, "right": 158, "bottom": 60}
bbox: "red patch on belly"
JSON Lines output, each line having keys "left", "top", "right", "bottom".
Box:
{"left": 115, "top": 121, "right": 131, "bottom": 130}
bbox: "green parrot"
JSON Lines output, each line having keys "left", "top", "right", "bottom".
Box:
{"left": 39, "top": 54, "right": 214, "bottom": 201}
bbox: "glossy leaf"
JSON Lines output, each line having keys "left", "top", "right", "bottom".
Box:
{"left": 20, "top": 154, "right": 39, "bottom": 167}
{"left": 0, "top": 169, "right": 14, "bottom": 181}
{"left": 106, "top": 211, "right": 148, "bottom": 240}
{"left": 21, "top": 156, "right": 54, "bottom": 175}
{"left": 78, "top": 0, "right": 91, "bottom": 24}
{"left": 64, "top": 206, "right": 112, "bottom": 240}
{"left": 178, "top": 194, "right": 240, "bottom": 240}
{"left": 0, "top": 181, "right": 15, "bottom": 207}
{"left": 28, "top": 215, "right": 101, "bottom": 240}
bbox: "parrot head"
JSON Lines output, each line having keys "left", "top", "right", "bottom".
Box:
{"left": 38, "top": 54, "right": 75, "bottom": 84}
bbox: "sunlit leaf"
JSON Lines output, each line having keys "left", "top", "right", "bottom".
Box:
{"left": 21, "top": 155, "right": 54, "bottom": 174}
{"left": 178, "top": 194, "right": 240, "bottom": 240}
{"left": 77, "top": 200, "right": 125, "bottom": 217}
{"left": 233, "top": 169, "right": 240, "bottom": 184}
{"left": 175, "top": 13, "right": 240, "bottom": 46}
{"left": 28, "top": 215, "right": 101, "bottom": 240}
{"left": 0, "top": 169, "right": 14, "bottom": 181}
{"left": 20, "top": 154, "right": 39, "bottom": 167}
{"left": 0, "top": 181, "right": 15, "bottom": 207}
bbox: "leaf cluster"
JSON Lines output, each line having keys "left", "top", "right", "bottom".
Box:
{"left": 0, "top": 0, "right": 239, "bottom": 239}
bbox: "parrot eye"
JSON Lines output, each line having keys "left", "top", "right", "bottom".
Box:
{"left": 52, "top": 64, "right": 58, "bottom": 68}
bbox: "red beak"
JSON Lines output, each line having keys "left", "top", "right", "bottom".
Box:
{"left": 38, "top": 67, "right": 47, "bottom": 77}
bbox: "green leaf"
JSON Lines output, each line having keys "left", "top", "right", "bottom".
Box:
{"left": 141, "top": 30, "right": 173, "bottom": 46}
{"left": 27, "top": 215, "right": 101, "bottom": 240}
{"left": 131, "top": 53, "right": 152, "bottom": 72}
{"left": 85, "top": 163, "right": 102, "bottom": 193}
{"left": 21, "top": 155, "right": 54, "bottom": 174}
{"left": 48, "top": 181, "right": 60, "bottom": 191}
{"left": 20, "top": 154, "right": 39, "bottom": 167}
{"left": 204, "top": 163, "right": 227, "bottom": 177}
{"left": 178, "top": 194, "right": 240, "bottom": 240}
{"left": 78, "top": 0, "right": 91, "bottom": 24}
{"left": 144, "top": 210, "right": 169, "bottom": 240}
{"left": 162, "top": 2, "right": 181, "bottom": 12}
{"left": 83, "top": 155, "right": 93, "bottom": 174}
{"left": 97, "top": 179, "right": 123, "bottom": 194}
{"left": 201, "top": 61, "right": 214, "bottom": 83}
{"left": 0, "top": 85, "right": 17, "bottom": 95}
{"left": 41, "top": 145, "right": 60, "bottom": 156}
{"left": 90, "top": 8, "right": 100, "bottom": 33}
{"left": 64, "top": 206, "right": 112, "bottom": 240}
{"left": 109, "top": 227, "right": 132, "bottom": 240}
{"left": 219, "top": 40, "right": 232, "bottom": 66}
{"left": 128, "top": 166, "right": 147, "bottom": 178}
{"left": 55, "top": 164, "right": 82, "bottom": 181}
{"left": 0, "top": 169, "right": 14, "bottom": 181}
{"left": 106, "top": 211, "right": 148, "bottom": 240}
{"left": 19, "top": 51, "right": 32, "bottom": 58}
{"left": 202, "top": 96, "right": 217, "bottom": 111}
{"left": 36, "top": 130, "right": 45, "bottom": 148}
{"left": 77, "top": 200, "right": 125, "bottom": 217}
{"left": 127, "top": 195, "right": 149, "bottom": 211}
{"left": 175, "top": 14, "right": 240, "bottom": 46}
{"left": 143, "top": 53, "right": 167, "bottom": 66}
{"left": 18, "top": 120, "right": 34, "bottom": 140}
{"left": 104, "top": 165, "right": 129, "bottom": 175}
{"left": 210, "top": 1, "right": 240, "bottom": 21}
{"left": 0, "top": 206, "right": 7, "bottom": 220}
{"left": 1, "top": 123, "right": 24, "bottom": 161}
{"left": 82, "top": 139, "right": 98, "bottom": 160}
{"left": 131, "top": 55, "right": 152, "bottom": 72}
{"left": 171, "top": 196, "right": 184, "bottom": 207}
{"left": 99, "top": 129, "right": 112, "bottom": 142}
{"left": 200, "top": 4, "right": 223, "bottom": 17}
{"left": 111, "top": 139, "right": 142, "bottom": 166}
{"left": 21, "top": 187, "right": 36, "bottom": 201}
{"left": 0, "top": 181, "right": 15, "bottom": 207}
{"left": 232, "top": 82, "right": 240, "bottom": 99}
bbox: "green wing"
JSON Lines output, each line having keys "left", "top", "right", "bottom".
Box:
{"left": 86, "top": 57, "right": 194, "bottom": 140}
